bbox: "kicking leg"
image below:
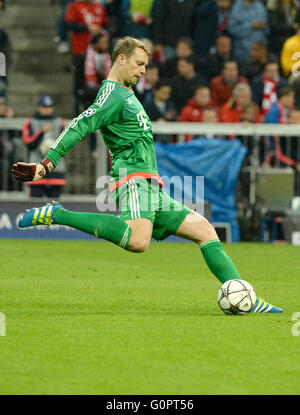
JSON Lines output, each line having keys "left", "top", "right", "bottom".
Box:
{"left": 175, "top": 211, "right": 282, "bottom": 313}
{"left": 175, "top": 210, "right": 241, "bottom": 284}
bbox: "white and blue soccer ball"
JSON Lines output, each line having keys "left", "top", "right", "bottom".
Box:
{"left": 217, "top": 279, "right": 256, "bottom": 315}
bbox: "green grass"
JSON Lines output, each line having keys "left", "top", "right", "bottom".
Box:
{"left": 0, "top": 239, "right": 299, "bottom": 395}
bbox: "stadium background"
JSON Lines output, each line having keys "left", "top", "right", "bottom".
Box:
{"left": 0, "top": 0, "right": 300, "bottom": 397}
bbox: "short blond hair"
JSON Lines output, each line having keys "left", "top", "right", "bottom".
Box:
{"left": 112, "top": 36, "right": 151, "bottom": 64}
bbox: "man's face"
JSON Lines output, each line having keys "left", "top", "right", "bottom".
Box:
{"left": 281, "top": 92, "right": 295, "bottom": 109}
{"left": 216, "top": 37, "right": 231, "bottom": 57}
{"left": 145, "top": 67, "right": 159, "bottom": 86}
{"left": 223, "top": 62, "right": 238, "bottom": 82}
{"left": 176, "top": 41, "right": 193, "bottom": 58}
{"left": 119, "top": 47, "right": 149, "bottom": 86}
{"left": 251, "top": 44, "right": 266, "bottom": 62}
{"left": 195, "top": 88, "right": 211, "bottom": 106}
{"left": 155, "top": 85, "right": 171, "bottom": 102}
{"left": 236, "top": 89, "right": 251, "bottom": 107}
{"left": 37, "top": 106, "right": 54, "bottom": 116}
{"left": 264, "top": 63, "right": 279, "bottom": 80}
{"left": 177, "top": 59, "right": 193, "bottom": 77}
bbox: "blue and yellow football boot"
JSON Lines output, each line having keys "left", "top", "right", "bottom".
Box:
{"left": 18, "top": 201, "right": 63, "bottom": 227}
{"left": 251, "top": 297, "right": 283, "bottom": 313}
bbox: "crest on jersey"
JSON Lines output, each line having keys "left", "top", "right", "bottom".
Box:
{"left": 83, "top": 108, "right": 97, "bottom": 117}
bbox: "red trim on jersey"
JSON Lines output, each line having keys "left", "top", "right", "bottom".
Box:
{"left": 109, "top": 172, "right": 163, "bottom": 192}
{"left": 120, "top": 85, "right": 132, "bottom": 91}
{"left": 27, "top": 179, "right": 66, "bottom": 186}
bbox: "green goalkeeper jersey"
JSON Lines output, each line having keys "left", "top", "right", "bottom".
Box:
{"left": 46, "top": 80, "right": 162, "bottom": 191}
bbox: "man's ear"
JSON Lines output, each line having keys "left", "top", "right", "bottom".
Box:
{"left": 118, "top": 54, "right": 126, "bottom": 66}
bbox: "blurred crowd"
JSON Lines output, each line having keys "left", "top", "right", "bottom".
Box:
{"left": 49, "top": 1, "right": 300, "bottom": 133}
{"left": 2, "top": 0, "right": 300, "bottom": 195}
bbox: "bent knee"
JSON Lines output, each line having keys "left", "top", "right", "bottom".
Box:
{"left": 197, "top": 219, "right": 219, "bottom": 245}
{"left": 127, "top": 238, "right": 150, "bottom": 253}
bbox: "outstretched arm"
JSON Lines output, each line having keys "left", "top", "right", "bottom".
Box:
{"left": 12, "top": 91, "right": 123, "bottom": 182}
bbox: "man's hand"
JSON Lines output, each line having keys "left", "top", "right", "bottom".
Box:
{"left": 12, "top": 158, "right": 54, "bottom": 182}
{"left": 88, "top": 24, "right": 102, "bottom": 34}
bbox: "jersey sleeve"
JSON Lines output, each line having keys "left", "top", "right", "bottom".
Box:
{"left": 46, "top": 92, "right": 124, "bottom": 166}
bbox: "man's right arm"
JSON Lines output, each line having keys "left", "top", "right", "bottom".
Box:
{"left": 12, "top": 92, "right": 124, "bottom": 182}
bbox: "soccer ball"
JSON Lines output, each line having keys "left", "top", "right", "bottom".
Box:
{"left": 217, "top": 279, "right": 256, "bottom": 315}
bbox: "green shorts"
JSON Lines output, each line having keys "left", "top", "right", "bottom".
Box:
{"left": 112, "top": 178, "right": 192, "bottom": 241}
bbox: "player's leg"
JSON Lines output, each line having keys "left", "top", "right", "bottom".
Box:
{"left": 53, "top": 209, "right": 152, "bottom": 253}
{"left": 175, "top": 210, "right": 241, "bottom": 284}
{"left": 174, "top": 210, "right": 282, "bottom": 312}
{"left": 18, "top": 201, "right": 134, "bottom": 250}
{"left": 18, "top": 179, "right": 154, "bottom": 253}
{"left": 125, "top": 218, "right": 153, "bottom": 253}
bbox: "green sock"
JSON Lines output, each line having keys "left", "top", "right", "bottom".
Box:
{"left": 54, "top": 209, "right": 131, "bottom": 250}
{"left": 200, "top": 239, "right": 241, "bottom": 284}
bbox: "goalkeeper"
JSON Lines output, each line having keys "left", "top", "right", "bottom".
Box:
{"left": 12, "top": 37, "right": 282, "bottom": 313}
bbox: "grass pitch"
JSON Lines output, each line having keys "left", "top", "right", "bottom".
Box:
{"left": 0, "top": 239, "right": 299, "bottom": 395}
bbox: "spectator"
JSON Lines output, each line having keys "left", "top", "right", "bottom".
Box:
{"left": 179, "top": 86, "right": 218, "bottom": 122}
{"left": 265, "top": 86, "right": 295, "bottom": 123}
{"left": 161, "top": 37, "right": 203, "bottom": 80}
{"left": 251, "top": 60, "right": 287, "bottom": 115}
{"left": 56, "top": 0, "right": 73, "bottom": 54}
{"left": 22, "top": 95, "right": 66, "bottom": 199}
{"left": 216, "top": 0, "right": 232, "bottom": 35}
{"left": 241, "top": 102, "right": 261, "bottom": 123}
{"left": 203, "top": 34, "right": 232, "bottom": 81}
{"left": 105, "top": 0, "right": 123, "bottom": 38}
{"left": 65, "top": 0, "right": 108, "bottom": 112}
{"left": 210, "top": 60, "right": 248, "bottom": 108}
{"left": 121, "top": 0, "right": 154, "bottom": 39}
{"left": 135, "top": 62, "right": 159, "bottom": 105}
{"left": 0, "top": 27, "right": 12, "bottom": 101}
{"left": 0, "top": 0, "right": 5, "bottom": 10}
{"left": 228, "top": 0, "right": 269, "bottom": 62}
{"left": 0, "top": 97, "right": 14, "bottom": 190}
{"left": 195, "top": 107, "right": 223, "bottom": 139}
{"left": 0, "top": 97, "right": 13, "bottom": 118}
{"left": 144, "top": 80, "right": 176, "bottom": 142}
{"left": 240, "top": 41, "right": 277, "bottom": 82}
{"left": 202, "top": 107, "right": 219, "bottom": 123}
{"left": 289, "top": 73, "right": 300, "bottom": 109}
{"left": 153, "top": 0, "right": 196, "bottom": 60}
{"left": 83, "top": 32, "right": 112, "bottom": 107}
{"left": 171, "top": 56, "right": 207, "bottom": 113}
{"left": 268, "top": 0, "right": 300, "bottom": 56}
{"left": 220, "top": 83, "right": 261, "bottom": 122}
{"left": 143, "top": 80, "right": 176, "bottom": 122}
{"left": 193, "top": 0, "right": 218, "bottom": 57}
{"left": 179, "top": 86, "right": 219, "bottom": 140}
{"left": 263, "top": 109, "right": 300, "bottom": 194}
{"left": 140, "top": 37, "right": 164, "bottom": 67}
{"left": 280, "top": 26, "right": 300, "bottom": 77}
